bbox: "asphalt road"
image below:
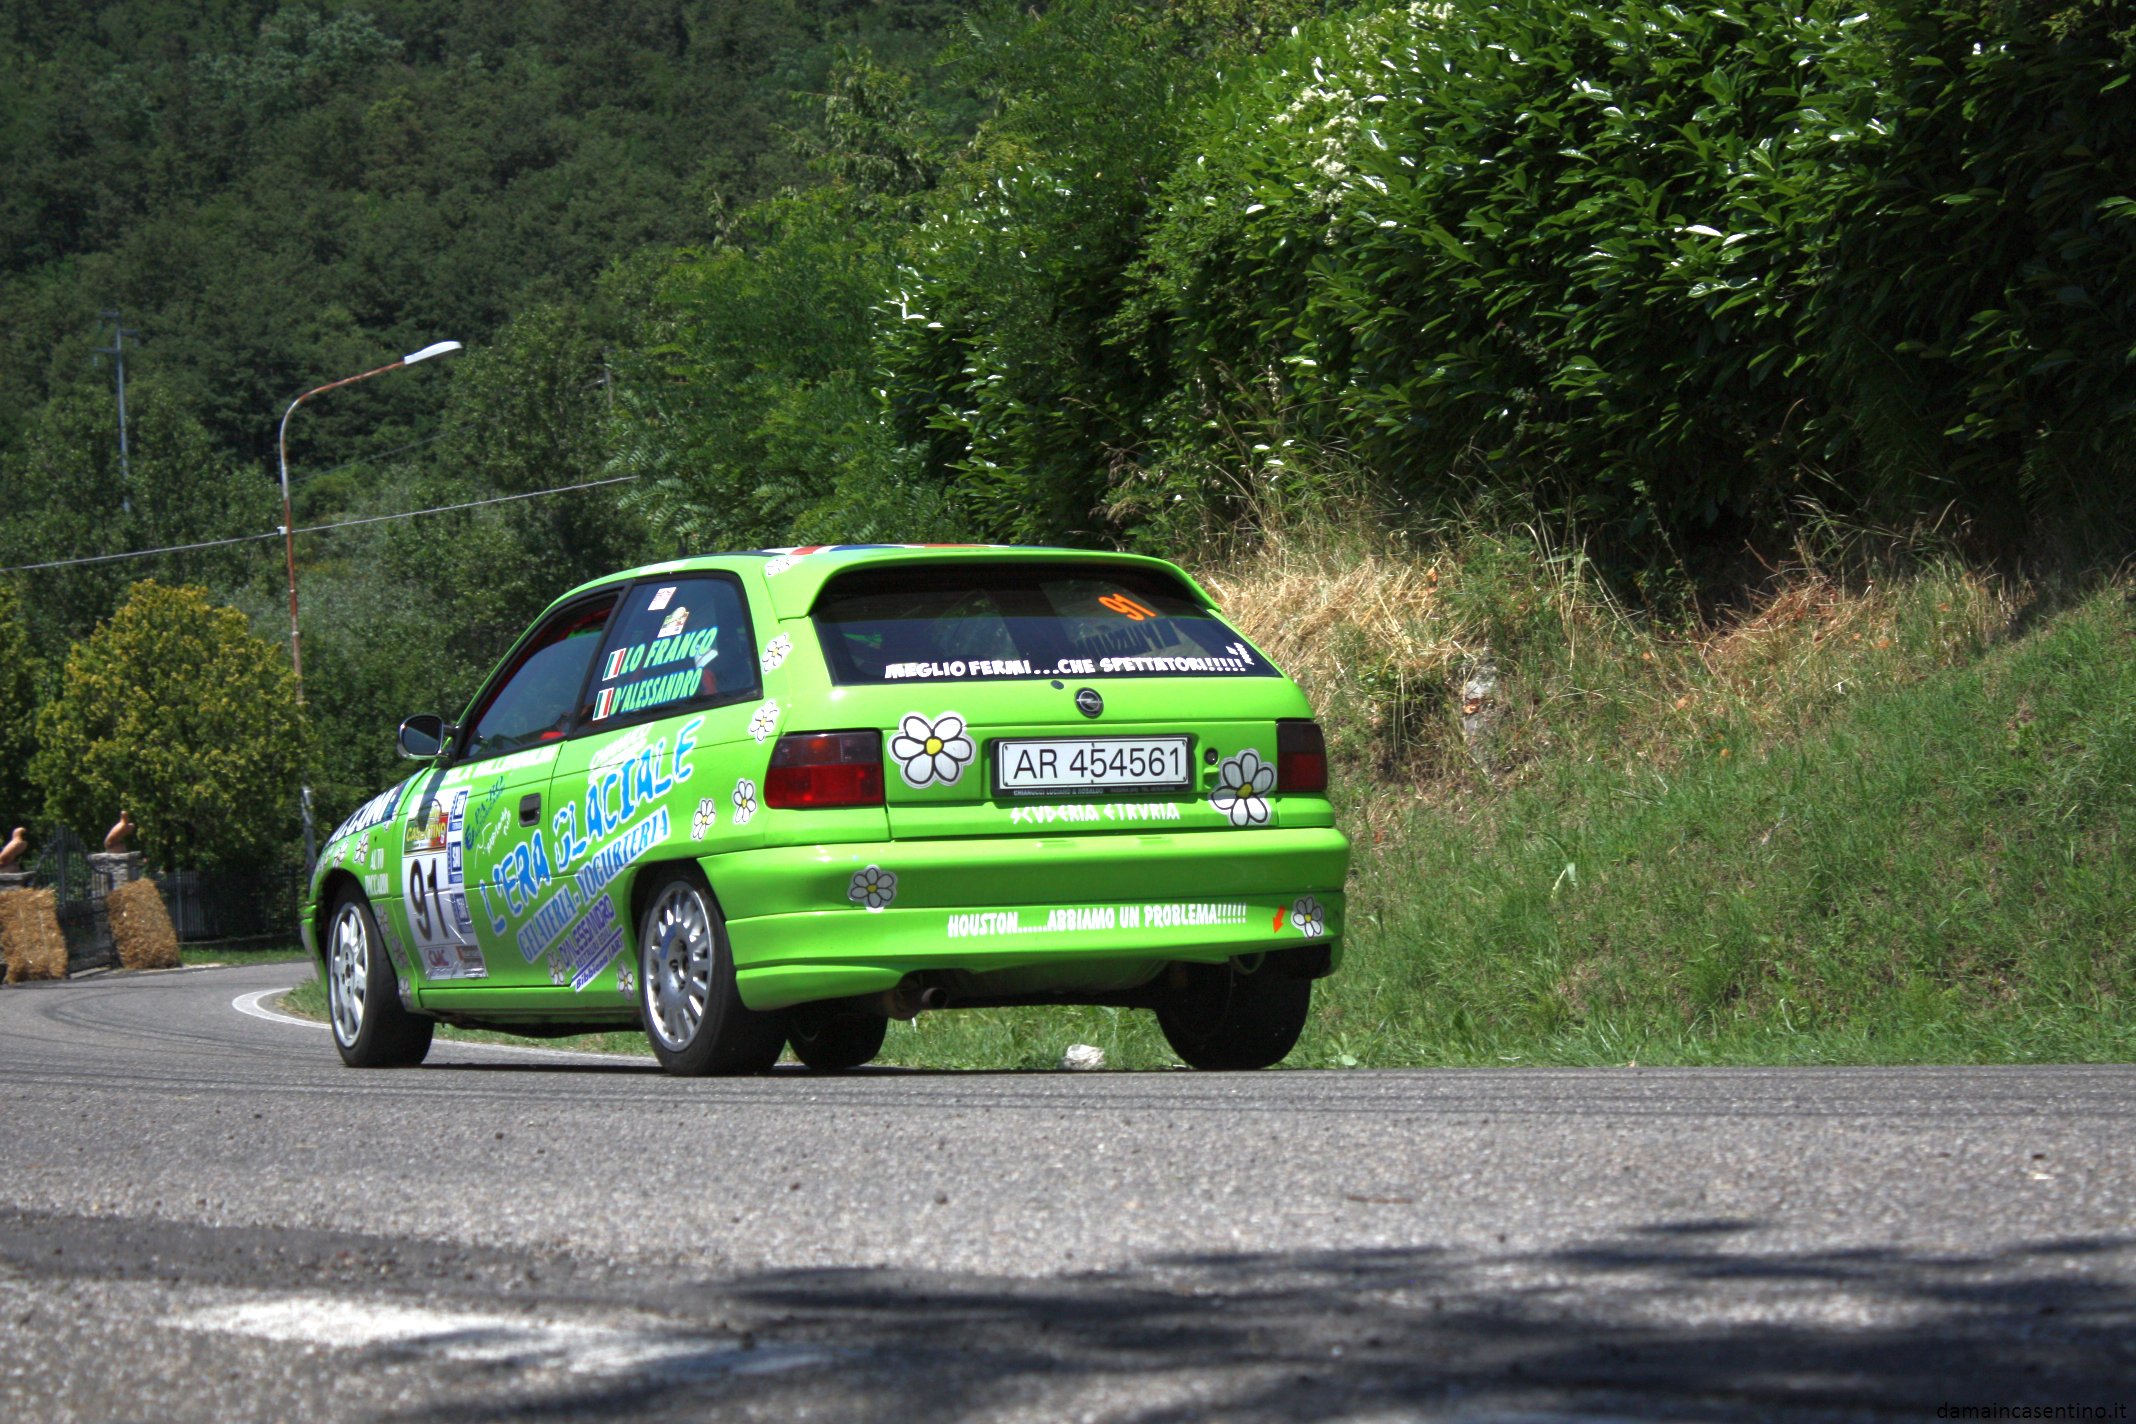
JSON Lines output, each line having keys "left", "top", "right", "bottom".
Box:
{"left": 0, "top": 964, "right": 2130, "bottom": 1423}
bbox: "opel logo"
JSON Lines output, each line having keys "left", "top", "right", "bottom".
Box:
{"left": 1074, "top": 687, "right": 1104, "bottom": 718}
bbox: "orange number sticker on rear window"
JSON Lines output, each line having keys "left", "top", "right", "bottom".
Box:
{"left": 1098, "top": 593, "right": 1158, "bottom": 621}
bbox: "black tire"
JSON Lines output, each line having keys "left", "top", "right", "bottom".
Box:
{"left": 1156, "top": 958, "right": 1312, "bottom": 1070}
{"left": 324, "top": 888, "right": 433, "bottom": 1068}
{"left": 786, "top": 1007, "right": 888, "bottom": 1071}
{"left": 638, "top": 867, "right": 785, "bottom": 1076}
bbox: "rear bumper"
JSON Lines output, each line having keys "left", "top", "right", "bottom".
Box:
{"left": 708, "top": 827, "right": 1349, "bottom": 1011}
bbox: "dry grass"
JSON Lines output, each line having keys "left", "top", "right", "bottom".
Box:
{"left": 107, "top": 878, "right": 180, "bottom": 970}
{"left": 1200, "top": 548, "right": 1470, "bottom": 701}
{"left": 0, "top": 888, "right": 68, "bottom": 982}
{"left": 1197, "top": 517, "right": 2022, "bottom": 803}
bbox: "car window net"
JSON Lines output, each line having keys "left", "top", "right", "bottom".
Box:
{"left": 811, "top": 563, "right": 1274, "bottom": 685}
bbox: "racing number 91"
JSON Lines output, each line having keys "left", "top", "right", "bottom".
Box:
{"left": 407, "top": 859, "right": 444, "bottom": 940}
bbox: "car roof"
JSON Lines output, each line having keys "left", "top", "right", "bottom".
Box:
{"left": 550, "top": 544, "right": 1219, "bottom": 621}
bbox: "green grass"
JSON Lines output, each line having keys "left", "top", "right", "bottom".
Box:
{"left": 1298, "top": 583, "right": 2136, "bottom": 1067}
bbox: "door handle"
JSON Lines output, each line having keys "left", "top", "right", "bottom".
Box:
{"left": 519, "top": 793, "right": 541, "bottom": 826}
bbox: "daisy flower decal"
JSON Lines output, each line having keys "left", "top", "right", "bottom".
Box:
{"left": 1210, "top": 749, "right": 1276, "bottom": 827}
{"left": 848, "top": 864, "right": 898, "bottom": 912}
{"left": 731, "top": 778, "right": 757, "bottom": 826}
{"left": 762, "top": 554, "right": 800, "bottom": 578}
{"left": 1289, "top": 895, "right": 1326, "bottom": 938}
{"left": 748, "top": 699, "right": 781, "bottom": 743}
{"left": 690, "top": 797, "right": 717, "bottom": 840}
{"left": 615, "top": 960, "right": 635, "bottom": 996}
{"left": 760, "top": 633, "right": 793, "bottom": 672}
{"left": 890, "top": 711, "right": 975, "bottom": 788}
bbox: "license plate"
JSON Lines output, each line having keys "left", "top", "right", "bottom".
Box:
{"left": 994, "top": 737, "right": 1192, "bottom": 794}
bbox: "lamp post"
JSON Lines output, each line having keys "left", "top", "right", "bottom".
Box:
{"left": 277, "top": 340, "right": 462, "bottom": 867}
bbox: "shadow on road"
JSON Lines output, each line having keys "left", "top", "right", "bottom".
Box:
{"left": 391, "top": 1219, "right": 2136, "bottom": 1422}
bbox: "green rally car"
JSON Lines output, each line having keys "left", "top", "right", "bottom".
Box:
{"left": 301, "top": 545, "right": 1350, "bottom": 1073}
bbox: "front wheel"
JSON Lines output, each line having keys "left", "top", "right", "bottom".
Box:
{"left": 1156, "top": 958, "right": 1311, "bottom": 1070}
{"left": 325, "top": 890, "right": 433, "bottom": 1068}
{"left": 638, "top": 869, "right": 785, "bottom": 1076}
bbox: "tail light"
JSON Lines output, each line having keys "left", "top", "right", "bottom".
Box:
{"left": 766, "top": 730, "right": 884, "bottom": 809}
{"left": 1276, "top": 719, "right": 1328, "bottom": 793}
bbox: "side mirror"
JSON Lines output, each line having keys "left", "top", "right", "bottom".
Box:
{"left": 397, "top": 714, "right": 455, "bottom": 760}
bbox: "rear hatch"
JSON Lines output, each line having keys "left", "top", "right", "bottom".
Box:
{"left": 802, "top": 557, "right": 1321, "bottom": 840}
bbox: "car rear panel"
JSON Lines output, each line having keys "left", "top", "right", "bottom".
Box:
{"left": 715, "top": 829, "right": 1348, "bottom": 1011}
{"left": 709, "top": 548, "right": 1348, "bottom": 1011}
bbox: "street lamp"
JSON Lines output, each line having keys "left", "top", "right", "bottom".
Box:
{"left": 277, "top": 339, "right": 462, "bottom": 866}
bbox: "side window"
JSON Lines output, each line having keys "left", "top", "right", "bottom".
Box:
{"left": 583, "top": 576, "right": 760, "bottom": 727}
{"left": 462, "top": 600, "right": 614, "bottom": 763}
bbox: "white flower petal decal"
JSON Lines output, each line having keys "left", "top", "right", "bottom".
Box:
{"left": 760, "top": 633, "right": 793, "bottom": 672}
{"left": 1289, "top": 895, "right": 1326, "bottom": 939}
{"left": 748, "top": 700, "right": 780, "bottom": 743}
{"left": 848, "top": 864, "right": 898, "bottom": 912}
{"left": 1211, "top": 749, "right": 1276, "bottom": 827}
{"left": 690, "top": 797, "right": 717, "bottom": 840}
{"left": 762, "top": 554, "right": 800, "bottom": 577}
{"left": 615, "top": 960, "right": 635, "bottom": 996}
{"left": 731, "top": 778, "right": 757, "bottom": 827}
{"left": 888, "top": 711, "right": 974, "bottom": 788}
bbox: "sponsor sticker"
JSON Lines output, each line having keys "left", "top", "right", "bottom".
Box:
{"left": 944, "top": 901, "right": 1253, "bottom": 940}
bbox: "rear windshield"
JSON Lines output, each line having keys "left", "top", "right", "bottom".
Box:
{"left": 811, "top": 562, "right": 1277, "bottom": 685}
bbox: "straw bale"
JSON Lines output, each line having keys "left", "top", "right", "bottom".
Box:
{"left": 0, "top": 888, "right": 68, "bottom": 982}
{"left": 107, "top": 878, "right": 180, "bottom": 970}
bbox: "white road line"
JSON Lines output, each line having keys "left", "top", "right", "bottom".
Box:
{"left": 167, "top": 1293, "right": 830, "bottom": 1378}
{"left": 229, "top": 985, "right": 651, "bottom": 1065}
{"left": 232, "top": 987, "right": 324, "bottom": 1030}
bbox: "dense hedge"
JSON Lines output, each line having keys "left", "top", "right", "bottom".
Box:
{"left": 1118, "top": 0, "right": 2136, "bottom": 543}
{"left": 736, "top": 0, "right": 2132, "bottom": 553}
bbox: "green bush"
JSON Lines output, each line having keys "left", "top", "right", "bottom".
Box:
{"left": 33, "top": 582, "right": 310, "bottom": 872}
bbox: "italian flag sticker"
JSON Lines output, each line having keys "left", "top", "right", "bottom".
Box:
{"left": 593, "top": 686, "right": 617, "bottom": 720}
{"left": 603, "top": 648, "right": 628, "bottom": 680}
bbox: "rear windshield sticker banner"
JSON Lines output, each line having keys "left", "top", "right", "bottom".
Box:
{"left": 882, "top": 652, "right": 1256, "bottom": 680}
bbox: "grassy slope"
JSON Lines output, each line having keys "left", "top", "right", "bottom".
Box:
{"left": 1325, "top": 585, "right": 2136, "bottom": 1066}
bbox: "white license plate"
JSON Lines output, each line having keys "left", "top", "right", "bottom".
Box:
{"left": 994, "top": 737, "right": 1192, "bottom": 794}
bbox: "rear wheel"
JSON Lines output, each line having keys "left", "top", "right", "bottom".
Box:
{"left": 1157, "top": 958, "right": 1311, "bottom": 1070}
{"left": 638, "top": 869, "right": 785, "bottom": 1076}
{"left": 786, "top": 1007, "right": 887, "bottom": 1071}
{"left": 326, "top": 890, "right": 433, "bottom": 1068}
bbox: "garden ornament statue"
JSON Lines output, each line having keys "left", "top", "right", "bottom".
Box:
{"left": 0, "top": 827, "right": 26, "bottom": 869}
{"left": 104, "top": 811, "right": 135, "bottom": 854}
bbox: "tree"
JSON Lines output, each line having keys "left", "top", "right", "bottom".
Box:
{"left": 0, "top": 588, "right": 41, "bottom": 831}
{"left": 33, "top": 582, "right": 310, "bottom": 872}
{"left": 0, "top": 379, "right": 276, "bottom": 666}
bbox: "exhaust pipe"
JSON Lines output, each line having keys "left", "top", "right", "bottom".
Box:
{"left": 873, "top": 984, "right": 955, "bottom": 1019}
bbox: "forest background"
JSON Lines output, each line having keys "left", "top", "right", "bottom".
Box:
{"left": 3, "top": 0, "right": 2132, "bottom": 1062}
